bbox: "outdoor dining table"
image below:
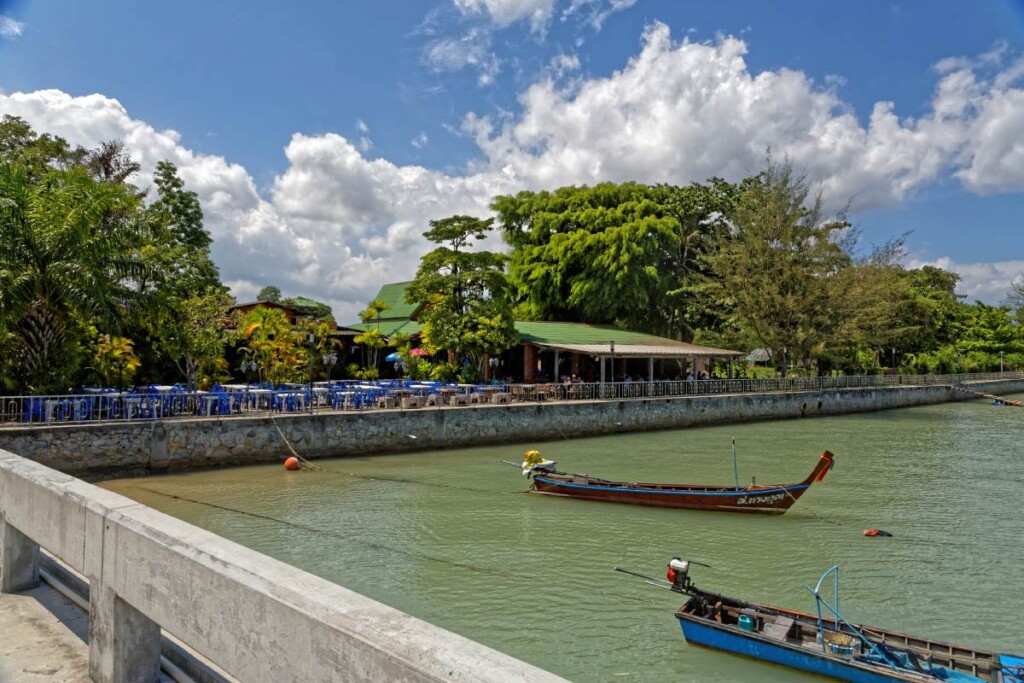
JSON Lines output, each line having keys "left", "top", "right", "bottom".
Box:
{"left": 274, "top": 392, "right": 306, "bottom": 412}
{"left": 245, "top": 388, "right": 273, "bottom": 409}
{"left": 533, "top": 384, "right": 560, "bottom": 401}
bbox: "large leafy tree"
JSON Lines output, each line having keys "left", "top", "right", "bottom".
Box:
{"left": 894, "top": 266, "right": 962, "bottom": 356}
{"left": 0, "top": 164, "right": 150, "bottom": 391}
{"left": 0, "top": 115, "right": 86, "bottom": 177}
{"left": 0, "top": 119, "right": 228, "bottom": 391}
{"left": 406, "top": 215, "right": 518, "bottom": 381}
{"left": 133, "top": 161, "right": 224, "bottom": 383}
{"left": 700, "top": 159, "right": 850, "bottom": 376}
{"left": 159, "top": 287, "right": 235, "bottom": 390}
{"left": 145, "top": 161, "right": 220, "bottom": 296}
{"left": 492, "top": 180, "right": 738, "bottom": 339}
{"left": 257, "top": 285, "right": 282, "bottom": 303}
{"left": 953, "top": 303, "right": 1024, "bottom": 359}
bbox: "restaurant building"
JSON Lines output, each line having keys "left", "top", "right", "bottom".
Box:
{"left": 348, "top": 283, "right": 743, "bottom": 382}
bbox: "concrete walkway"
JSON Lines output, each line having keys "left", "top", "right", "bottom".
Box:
{"left": 0, "top": 584, "right": 90, "bottom": 683}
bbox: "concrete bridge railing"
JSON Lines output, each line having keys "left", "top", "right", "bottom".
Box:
{"left": 0, "top": 448, "right": 565, "bottom": 683}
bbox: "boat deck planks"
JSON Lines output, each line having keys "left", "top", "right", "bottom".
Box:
{"left": 762, "top": 616, "right": 795, "bottom": 641}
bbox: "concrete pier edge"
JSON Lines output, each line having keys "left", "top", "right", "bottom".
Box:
{"left": 0, "top": 449, "right": 567, "bottom": 682}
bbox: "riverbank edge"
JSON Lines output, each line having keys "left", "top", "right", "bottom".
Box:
{"left": 2, "top": 379, "right": 1021, "bottom": 479}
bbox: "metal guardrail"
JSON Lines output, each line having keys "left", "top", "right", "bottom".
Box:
{"left": 1, "top": 372, "right": 1021, "bottom": 428}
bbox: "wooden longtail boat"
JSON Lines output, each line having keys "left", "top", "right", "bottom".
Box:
{"left": 519, "top": 450, "right": 834, "bottom": 513}
{"left": 617, "top": 560, "right": 1024, "bottom": 683}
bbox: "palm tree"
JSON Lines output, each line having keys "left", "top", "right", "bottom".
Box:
{"left": 93, "top": 334, "right": 142, "bottom": 389}
{"left": 0, "top": 165, "right": 150, "bottom": 391}
{"left": 238, "top": 306, "right": 292, "bottom": 386}
{"left": 354, "top": 299, "right": 390, "bottom": 372}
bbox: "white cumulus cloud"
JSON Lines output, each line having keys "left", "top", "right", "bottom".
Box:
{"left": 907, "top": 257, "right": 1024, "bottom": 304}
{"left": 464, "top": 23, "right": 1016, "bottom": 211}
{"left": 4, "top": 26, "right": 1024, "bottom": 318}
{"left": 0, "top": 89, "right": 517, "bottom": 320}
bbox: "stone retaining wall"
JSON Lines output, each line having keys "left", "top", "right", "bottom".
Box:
{"left": 2, "top": 379, "right": 1022, "bottom": 479}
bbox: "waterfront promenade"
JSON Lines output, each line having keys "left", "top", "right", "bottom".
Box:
{"left": 2, "top": 372, "right": 1018, "bottom": 428}
{"left": 1, "top": 373, "right": 1022, "bottom": 480}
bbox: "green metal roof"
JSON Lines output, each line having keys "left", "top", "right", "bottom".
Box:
{"left": 347, "top": 319, "right": 423, "bottom": 338}
{"left": 514, "top": 321, "right": 680, "bottom": 346}
{"left": 344, "top": 284, "right": 739, "bottom": 357}
{"left": 513, "top": 321, "right": 742, "bottom": 357}
{"left": 367, "top": 281, "right": 421, "bottom": 321}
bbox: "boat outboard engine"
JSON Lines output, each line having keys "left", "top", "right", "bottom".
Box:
{"left": 521, "top": 450, "right": 557, "bottom": 477}
{"left": 666, "top": 557, "right": 693, "bottom": 593}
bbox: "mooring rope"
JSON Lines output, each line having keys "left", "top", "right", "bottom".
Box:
{"left": 136, "top": 486, "right": 525, "bottom": 580}
{"left": 266, "top": 410, "right": 322, "bottom": 471}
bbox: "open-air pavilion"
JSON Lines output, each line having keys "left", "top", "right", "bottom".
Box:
{"left": 508, "top": 321, "right": 744, "bottom": 383}
{"left": 347, "top": 282, "right": 745, "bottom": 382}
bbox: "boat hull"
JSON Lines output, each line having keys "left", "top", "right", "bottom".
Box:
{"left": 673, "top": 589, "right": 1008, "bottom": 682}
{"left": 678, "top": 617, "right": 917, "bottom": 682}
{"left": 530, "top": 476, "right": 809, "bottom": 513}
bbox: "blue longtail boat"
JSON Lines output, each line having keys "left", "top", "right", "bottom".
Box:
{"left": 616, "top": 560, "right": 1023, "bottom": 682}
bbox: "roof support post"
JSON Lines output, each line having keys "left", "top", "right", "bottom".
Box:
{"left": 554, "top": 350, "right": 560, "bottom": 381}
{"left": 524, "top": 343, "right": 537, "bottom": 383}
{"left": 599, "top": 356, "right": 605, "bottom": 385}
{"left": 648, "top": 357, "right": 654, "bottom": 383}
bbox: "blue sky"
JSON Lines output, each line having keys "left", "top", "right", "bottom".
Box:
{"left": 2, "top": 0, "right": 1024, "bottom": 319}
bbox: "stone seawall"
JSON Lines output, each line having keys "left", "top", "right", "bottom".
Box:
{"left": 2, "top": 379, "right": 1022, "bottom": 479}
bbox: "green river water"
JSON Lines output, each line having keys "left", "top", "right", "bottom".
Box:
{"left": 103, "top": 398, "right": 1024, "bottom": 682}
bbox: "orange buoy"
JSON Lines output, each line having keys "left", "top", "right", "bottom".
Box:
{"left": 862, "top": 528, "right": 893, "bottom": 537}
{"left": 284, "top": 457, "right": 300, "bottom": 471}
